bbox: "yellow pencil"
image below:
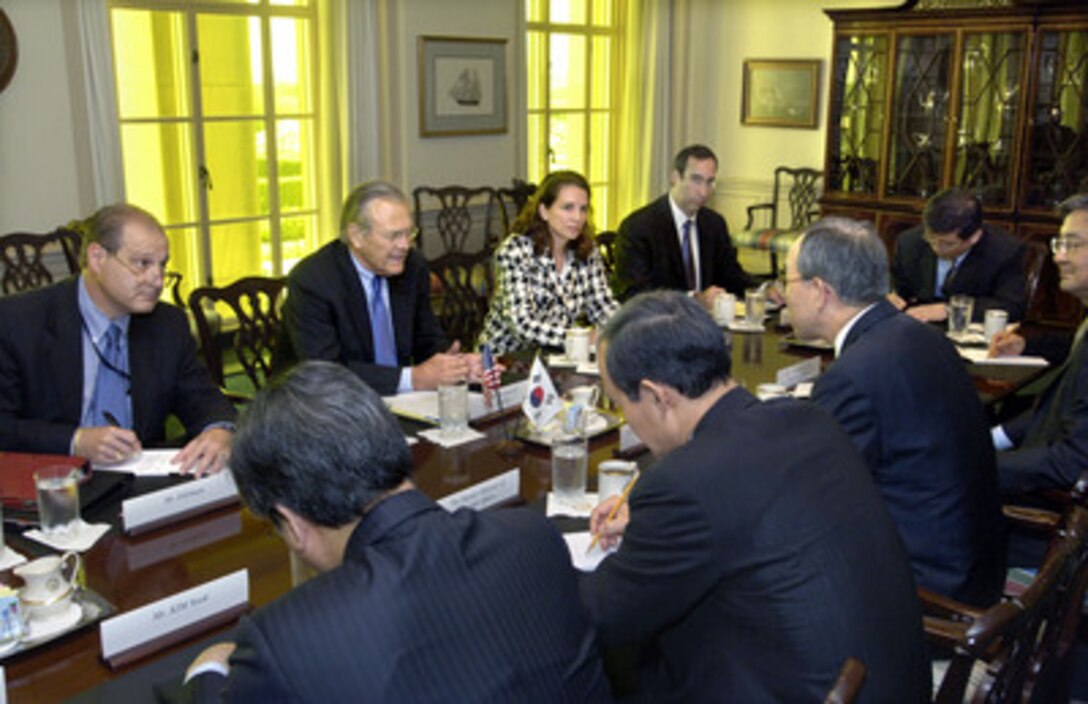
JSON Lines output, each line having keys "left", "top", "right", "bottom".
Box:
{"left": 585, "top": 472, "right": 639, "bottom": 555}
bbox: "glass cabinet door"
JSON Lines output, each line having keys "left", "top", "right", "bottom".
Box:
{"left": 953, "top": 31, "right": 1027, "bottom": 208}
{"left": 827, "top": 33, "right": 889, "bottom": 195}
{"left": 887, "top": 33, "right": 953, "bottom": 199}
{"left": 1025, "top": 29, "right": 1088, "bottom": 209}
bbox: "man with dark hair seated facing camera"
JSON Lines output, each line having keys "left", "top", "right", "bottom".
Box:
{"left": 579, "top": 291, "right": 929, "bottom": 702}
{"left": 183, "top": 361, "right": 611, "bottom": 702}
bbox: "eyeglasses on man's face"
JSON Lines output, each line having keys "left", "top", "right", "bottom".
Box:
{"left": 366, "top": 225, "right": 419, "bottom": 245}
{"left": 109, "top": 250, "right": 170, "bottom": 279}
{"left": 1050, "top": 236, "right": 1085, "bottom": 256}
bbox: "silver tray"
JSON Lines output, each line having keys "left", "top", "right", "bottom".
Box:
{"left": 514, "top": 410, "right": 624, "bottom": 447}
{"left": 0, "top": 588, "right": 114, "bottom": 660}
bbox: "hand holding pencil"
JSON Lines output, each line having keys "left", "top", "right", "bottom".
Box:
{"left": 988, "top": 322, "right": 1024, "bottom": 358}
{"left": 586, "top": 473, "right": 639, "bottom": 554}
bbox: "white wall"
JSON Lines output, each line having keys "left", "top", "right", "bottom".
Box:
{"left": 388, "top": 0, "right": 522, "bottom": 192}
{"left": 0, "top": 0, "right": 87, "bottom": 232}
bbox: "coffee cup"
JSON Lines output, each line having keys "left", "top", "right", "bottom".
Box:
{"left": 984, "top": 309, "right": 1008, "bottom": 343}
{"left": 15, "top": 551, "right": 81, "bottom": 621}
{"left": 568, "top": 384, "right": 599, "bottom": 409}
{"left": 565, "top": 327, "right": 591, "bottom": 363}
{"left": 713, "top": 293, "right": 736, "bottom": 325}
{"left": 597, "top": 460, "right": 637, "bottom": 501}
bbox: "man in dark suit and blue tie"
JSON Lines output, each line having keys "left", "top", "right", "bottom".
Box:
{"left": 990, "top": 193, "right": 1088, "bottom": 494}
{"left": 784, "top": 217, "right": 1005, "bottom": 607}
{"left": 889, "top": 188, "right": 1027, "bottom": 323}
{"left": 581, "top": 291, "right": 929, "bottom": 702}
{"left": 183, "top": 361, "right": 612, "bottom": 702}
{"left": 611, "top": 144, "right": 762, "bottom": 310}
{"left": 0, "top": 204, "right": 236, "bottom": 474}
{"left": 276, "top": 181, "right": 484, "bottom": 396}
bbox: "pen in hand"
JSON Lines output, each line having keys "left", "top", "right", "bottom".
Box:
{"left": 103, "top": 411, "right": 121, "bottom": 427}
{"left": 586, "top": 472, "right": 640, "bottom": 555}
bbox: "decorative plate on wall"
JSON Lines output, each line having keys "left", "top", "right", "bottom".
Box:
{"left": 0, "top": 9, "right": 17, "bottom": 94}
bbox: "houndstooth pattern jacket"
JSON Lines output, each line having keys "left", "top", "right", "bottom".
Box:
{"left": 479, "top": 234, "right": 618, "bottom": 354}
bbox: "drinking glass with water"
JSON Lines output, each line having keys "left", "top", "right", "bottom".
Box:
{"left": 34, "top": 466, "right": 81, "bottom": 537}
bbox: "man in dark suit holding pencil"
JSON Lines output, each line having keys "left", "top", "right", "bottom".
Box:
{"left": 581, "top": 291, "right": 928, "bottom": 702}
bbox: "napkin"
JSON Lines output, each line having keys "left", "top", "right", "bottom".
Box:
{"left": 0, "top": 546, "right": 27, "bottom": 570}
{"left": 546, "top": 491, "right": 599, "bottom": 518}
{"left": 417, "top": 427, "right": 487, "bottom": 448}
{"left": 24, "top": 520, "right": 111, "bottom": 553}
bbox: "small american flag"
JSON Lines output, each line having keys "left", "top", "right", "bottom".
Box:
{"left": 480, "top": 343, "right": 502, "bottom": 391}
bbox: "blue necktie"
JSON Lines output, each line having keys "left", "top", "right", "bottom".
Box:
{"left": 370, "top": 277, "right": 397, "bottom": 366}
{"left": 91, "top": 323, "right": 131, "bottom": 428}
{"left": 681, "top": 220, "right": 696, "bottom": 290}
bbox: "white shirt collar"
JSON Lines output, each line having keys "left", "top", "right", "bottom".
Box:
{"left": 668, "top": 194, "right": 693, "bottom": 234}
{"left": 833, "top": 302, "right": 878, "bottom": 358}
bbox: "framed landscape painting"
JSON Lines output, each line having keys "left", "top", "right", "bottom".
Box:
{"left": 742, "top": 59, "right": 821, "bottom": 129}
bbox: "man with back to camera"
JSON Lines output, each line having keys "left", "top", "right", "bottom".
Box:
{"left": 275, "top": 180, "right": 486, "bottom": 396}
{"left": 580, "top": 291, "right": 929, "bottom": 702}
{"left": 0, "top": 204, "right": 235, "bottom": 474}
{"left": 890, "top": 188, "right": 1027, "bottom": 323}
{"left": 990, "top": 193, "right": 1088, "bottom": 495}
{"left": 183, "top": 361, "right": 612, "bottom": 702}
{"left": 784, "top": 216, "right": 1005, "bottom": 607}
{"left": 611, "top": 144, "right": 764, "bottom": 310}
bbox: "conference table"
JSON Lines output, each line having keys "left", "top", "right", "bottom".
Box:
{"left": 1, "top": 321, "right": 1044, "bottom": 703}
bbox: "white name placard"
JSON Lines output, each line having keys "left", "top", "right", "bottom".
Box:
{"left": 100, "top": 569, "right": 249, "bottom": 663}
{"left": 438, "top": 468, "right": 520, "bottom": 512}
{"left": 469, "top": 380, "right": 528, "bottom": 418}
{"left": 776, "top": 356, "right": 822, "bottom": 389}
{"left": 122, "top": 470, "right": 239, "bottom": 534}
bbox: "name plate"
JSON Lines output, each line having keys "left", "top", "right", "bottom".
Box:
{"left": 776, "top": 357, "right": 822, "bottom": 389}
{"left": 100, "top": 569, "right": 249, "bottom": 669}
{"left": 438, "top": 468, "right": 520, "bottom": 512}
{"left": 122, "top": 471, "right": 239, "bottom": 535}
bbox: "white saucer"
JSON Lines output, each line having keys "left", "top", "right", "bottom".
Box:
{"left": 727, "top": 320, "right": 765, "bottom": 333}
{"left": 547, "top": 354, "right": 579, "bottom": 368}
{"left": 22, "top": 602, "right": 82, "bottom": 643}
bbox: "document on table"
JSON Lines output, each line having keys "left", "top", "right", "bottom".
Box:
{"left": 564, "top": 531, "right": 617, "bottom": 572}
{"left": 958, "top": 347, "right": 1049, "bottom": 367}
{"left": 385, "top": 381, "right": 528, "bottom": 424}
{"left": 94, "top": 449, "right": 183, "bottom": 476}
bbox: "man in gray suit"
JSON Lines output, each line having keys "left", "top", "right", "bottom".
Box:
{"left": 991, "top": 193, "right": 1088, "bottom": 494}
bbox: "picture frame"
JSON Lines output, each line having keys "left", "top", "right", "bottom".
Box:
{"left": 418, "top": 36, "right": 508, "bottom": 137}
{"left": 741, "top": 59, "right": 821, "bottom": 129}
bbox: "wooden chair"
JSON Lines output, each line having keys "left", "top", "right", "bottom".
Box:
{"left": 187, "top": 276, "right": 287, "bottom": 395}
{"left": 497, "top": 178, "right": 536, "bottom": 228}
{"left": 924, "top": 501, "right": 1088, "bottom": 703}
{"left": 733, "top": 166, "right": 822, "bottom": 275}
{"left": 413, "top": 185, "right": 507, "bottom": 260}
{"left": 1021, "top": 240, "right": 1050, "bottom": 324}
{"left": 0, "top": 228, "right": 81, "bottom": 295}
{"left": 822, "top": 657, "right": 866, "bottom": 704}
{"left": 428, "top": 250, "right": 491, "bottom": 349}
{"left": 596, "top": 230, "right": 617, "bottom": 275}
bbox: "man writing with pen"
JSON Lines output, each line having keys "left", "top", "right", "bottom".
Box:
{"left": 578, "top": 291, "right": 929, "bottom": 702}
{"left": 0, "top": 204, "right": 236, "bottom": 475}
{"left": 275, "top": 180, "right": 489, "bottom": 394}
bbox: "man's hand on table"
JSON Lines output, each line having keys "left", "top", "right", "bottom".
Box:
{"left": 172, "top": 427, "right": 234, "bottom": 477}
{"left": 73, "top": 426, "right": 142, "bottom": 465}
{"left": 185, "top": 642, "right": 237, "bottom": 682}
{"left": 588, "top": 495, "right": 630, "bottom": 551}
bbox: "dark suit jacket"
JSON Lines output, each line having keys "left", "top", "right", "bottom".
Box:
{"left": 0, "top": 278, "right": 236, "bottom": 453}
{"left": 812, "top": 300, "right": 1005, "bottom": 607}
{"left": 891, "top": 224, "right": 1027, "bottom": 321}
{"left": 580, "top": 389, "right": 929, "bottom": 703}
{"left": 189, "top": 490, "right": 611, "bottom": 702}
{"left": 611, "top": 195, "right": 759, "bottom": 301}
{"left": 998, "top": 319, "right": 1088, "bottom": 493}
{"left": 275, "top": 240, "right": 447, "bottom": 396}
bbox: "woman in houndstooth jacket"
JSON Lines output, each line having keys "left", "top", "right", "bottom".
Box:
{"left": 479, "top": 171, "right": 618, "bottom": 354}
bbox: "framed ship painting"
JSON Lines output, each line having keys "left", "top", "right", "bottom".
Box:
{"left": 418, "top": 36, "right": 508, "bottom": 137}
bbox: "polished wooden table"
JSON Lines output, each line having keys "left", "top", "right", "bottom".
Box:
{"left": 3, "top": 323, "right": 1043, "bottom": 702}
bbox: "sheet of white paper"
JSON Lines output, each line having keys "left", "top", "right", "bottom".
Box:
{"left": 94, "top": 449, "right": 180, "bottom": 476}
{"left": 564, "top": 531, "right": 616, "bottom": 571}
{"left": 958, "top": 347, "right": 1049, "bottom": 367}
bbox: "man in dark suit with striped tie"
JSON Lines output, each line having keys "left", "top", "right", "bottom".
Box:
{"left": 0, "top": 204, "right": 236, "bottom": 474}
{"left": 890, "top": 188, "right": 1027, "bottom": 323}
{"left": 183, "top": 361, "right": 612, "bottom": 702}
{"left": 611, "top": 144, "right": 762, "bottom": 309}
{"left": 991, "top": 193, "right": 1088, "bottom": 494}
{"left": 275, "top": 181, "right": 485, "bottom": 396}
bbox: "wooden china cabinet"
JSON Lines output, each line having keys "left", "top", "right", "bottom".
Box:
{"left": 820, "top": 0, "right": 1088, "bottom": 325}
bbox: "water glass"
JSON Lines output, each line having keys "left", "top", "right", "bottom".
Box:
{"left": 551, "top": 410, "right": 587, "bottom": 502}
{"left": 948, "top": 295, "right": 974, "bottom": 338}
{"left": 437, "top": 384, "right": 469, "bottom": 437}
{"left": 34, "top": 465, "right": 81, "bottom": 537}
{"left": 744, "top": 289, "right": 766, "bottom": 327}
